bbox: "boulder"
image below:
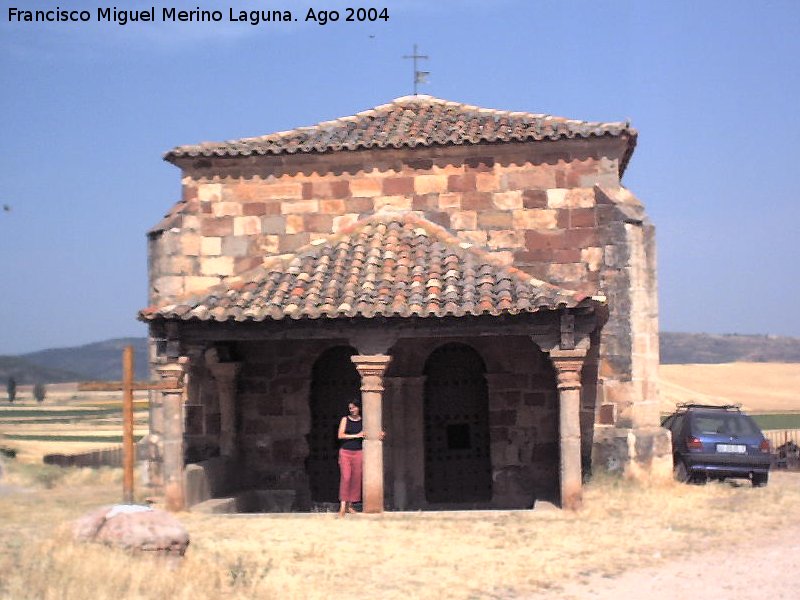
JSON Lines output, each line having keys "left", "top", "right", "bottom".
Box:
{"left": 72, "top": 505, "right": 189, "bottom": 556}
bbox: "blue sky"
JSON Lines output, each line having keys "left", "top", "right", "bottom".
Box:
{"left": 1, "top": 0, "right": 798, "bottom": 354}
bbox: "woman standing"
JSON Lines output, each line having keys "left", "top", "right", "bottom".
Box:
{"left": 337, "top": 400, "right": 365, "bottom": 517}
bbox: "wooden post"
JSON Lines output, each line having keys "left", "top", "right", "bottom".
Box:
{"left": 122, "top": 345, "right": 135, "bottom": 504}
{"left": 78, "top": 347, "right": 186, "bottom": 507}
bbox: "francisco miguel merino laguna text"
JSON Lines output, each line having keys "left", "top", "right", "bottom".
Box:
{"left": 8, "top": 6, "right": 391, "bottom": 26}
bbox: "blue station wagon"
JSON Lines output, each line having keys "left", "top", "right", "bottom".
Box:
{"left": 662, "top": 404, "right": 771, "bottom": 486}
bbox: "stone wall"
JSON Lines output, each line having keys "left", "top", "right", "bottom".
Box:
{"left": 149, "top": 136, "right": 661, "bottom": 469}
{"left": 180, "top": 335, "right": 562, "bottom": 510}
{"left": 149, "top": 139, "right": 627, "bottom": 302}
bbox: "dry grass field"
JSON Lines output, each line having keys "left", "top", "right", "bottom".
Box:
{"left": 659, "top": 362, "right": 800, "bottom": 413}
{"left": 0, "top": 362, "right": 798, "bottom": 598}
{"left": 0, "top": 463, "right": 798, "bottom": 600}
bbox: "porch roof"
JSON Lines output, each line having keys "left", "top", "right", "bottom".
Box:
{"left": 139, "top": 212, "right": 592, "bottom": 323}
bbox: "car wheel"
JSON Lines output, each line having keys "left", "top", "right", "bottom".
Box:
{"left": 674, "top": 458, "right": 690, "bottom": 483}
{"left": 752, "top": 472, "right": 769, "bottom": 487}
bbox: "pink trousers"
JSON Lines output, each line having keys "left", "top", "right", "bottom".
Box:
{"left": 338, "top": 448, "right": 363, "bottom": 502}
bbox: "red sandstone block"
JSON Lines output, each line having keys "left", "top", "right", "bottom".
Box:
{"left": 570, "top": 208, "right": 596, "bottom": 228}
{"left": 349, "top": 178, "right": 382, "bottom": 197}
{"left": 551, "top": 248, "right": 582, "bottom": 263}
{"left": 312, "top": 180, "right": 350, "bottom": 199}
{"left": 344, "top": 197, "right": 374, "bottom": 212}
{"left": 278, "top": 233, "right": 310, "bottom": 252}
{"left": 285, "top": 214, "right": 304, "bottom": 234}
{"left": 524, "top": 230, "right": 566, "bottom": 250}
{"left": 504, "top": 168, "right": 556, "bottom": 190}
{"left": 448, "top": 173, "right": 476, "bottom": 192}
{"left": 232, "top": 182, "right": 260, "bottom": 202}
{"left": 182, "top": 185, "right": 198, "bottom": 202}
{"left": 476, "top": 172, "right": 500, "bottom": 192}
{"left": 461, "top": 192, "right": 493, "bottom": 211}
{"left": 320, "top": 199, "right": 346, "bottom": 214}
{"left": 523, "top": 190, "right": 548, "bottom": 209}
{"left": 477, "top": 211, "right": 513, "bottom": 229}
{"left": 565, "top": 228, "right": 598, "bottom": 248}
{"left": 263, "top": 202, "right": 282, "bottom": 215}
{"left": 302, "top": 182, "right": 313, "bottom": 200}
{"left": 243, "top": 203, "right": 267, "bottom": 216}
{"left": 304, "top": 214, "right": 334, "bottom": 232}
{"left": 412, "top": 194, "right": 439, "bottom": 211}
{"left": 256, "top": 182, "right": 304, "bottom": 200}
{"left": 201, "top": 217, "right": 233, "bottom": 237}
{"left": 383, "top": 177, "right": 414, "bottom": 195}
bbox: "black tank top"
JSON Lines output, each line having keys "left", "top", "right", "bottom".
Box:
{"left": 341, "top": 417, "right": 363, "bottom": 450}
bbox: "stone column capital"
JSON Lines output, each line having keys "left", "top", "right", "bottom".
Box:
{"left": 550, "top": 348, "right": 587, "bottom": 391}
{"left": 155, "top": 357, "right": 189, "bottom": 390}
{"left": 351, "top": 355, "right": 392, "bottom": 392}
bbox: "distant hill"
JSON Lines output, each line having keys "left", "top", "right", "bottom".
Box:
{"left": 0, "top": 338, "right": 149, "bottom": 384}
{"left": 660, "top": 332, "right": 800, "bottom": 364}
{"left": 0, "top": 356, "right": 85, "bottom": 385}
{"left": 2, "top": 332, "right": 799, "bottom": 385}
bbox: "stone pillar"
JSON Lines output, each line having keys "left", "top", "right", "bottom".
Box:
{"left": 351, "top": 354, "right": 392, "bottom": 513}
{"left": 207, "top": 362, "right": 241, "bottom": 458}
{"left": 157, "top": 359, "right": 188, "bottom": 512}
{"left": 550, "top": 349, "right": 587, "bottom": 510}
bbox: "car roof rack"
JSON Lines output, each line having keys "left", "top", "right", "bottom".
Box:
{"left": 676, "top": 402, "right": 742, "bottom": 411}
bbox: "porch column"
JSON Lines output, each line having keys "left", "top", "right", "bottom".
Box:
{"left": 207, "top": 362, "right": 242, "bottom": 458}
{"left": 550, "top": 348, "right": 587, "bottom": 510}
{"left": 156, "top": 358, "right": 189, "bottom": 512}
{"left": 351, "top": 354, "right": 392, "bottom": 513}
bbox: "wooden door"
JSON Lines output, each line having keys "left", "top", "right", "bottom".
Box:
{"left": 424, "top": 343, "right": 492, "bottom": 503}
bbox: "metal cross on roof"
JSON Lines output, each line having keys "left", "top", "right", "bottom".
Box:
{"left": 403, "top": 43, "right": 429, "bottom": 95}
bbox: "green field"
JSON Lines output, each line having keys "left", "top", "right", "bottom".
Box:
{"left": 751, "top": 413, "right": 800, "bottom": 430}
{"left": 0, "top": 408, "right": 121, "bottom": 418}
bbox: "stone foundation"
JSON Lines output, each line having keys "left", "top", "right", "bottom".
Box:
{"left": 592, "top": 426, "right": 673, "bottom": 482}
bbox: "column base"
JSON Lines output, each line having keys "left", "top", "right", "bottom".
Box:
{"left": 591, "top": 426, "right": 673, "bottom": 483}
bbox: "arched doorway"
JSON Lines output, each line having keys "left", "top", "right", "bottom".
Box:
{"left": 306, "top": 346, "right": 359, "bottom": 503}
{"left": 424, "top": 343, "right": 492, "bottom": 504}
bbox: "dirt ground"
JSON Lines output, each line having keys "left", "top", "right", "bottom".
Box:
{"left": 536, "top": 522, "right": 800, "bottom": 600}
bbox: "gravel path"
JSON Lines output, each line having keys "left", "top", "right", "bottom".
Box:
{"left": 542, "top": 523, "right": 800, "bottom": 600}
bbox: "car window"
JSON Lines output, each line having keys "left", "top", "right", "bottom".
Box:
{"left": 691, "top": 413, "right": 760, "bottom": 436}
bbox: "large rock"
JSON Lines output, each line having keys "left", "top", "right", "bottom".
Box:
{"left": 72, "top": 505, "right": 189, "bottom": 555}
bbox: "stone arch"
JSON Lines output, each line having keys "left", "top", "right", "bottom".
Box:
{"left": 306, "top": 345, "right": 360, "bottom": 503}
{"left": 423, "top": 342, "right": 492, "bottom": 504}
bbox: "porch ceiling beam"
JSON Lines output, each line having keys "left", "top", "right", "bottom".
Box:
{"left": 155, "top": 311, "right": 598, "bottom": 345}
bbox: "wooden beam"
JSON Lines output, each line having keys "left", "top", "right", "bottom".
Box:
{"left": 122, "top": 346, "right": 134, "bottom": 504}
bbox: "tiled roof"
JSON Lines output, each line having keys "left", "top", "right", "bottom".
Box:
{"left": 164, "top": 95, "right": 637, "bottom": 174}
{"left": 140, "top": 212, "right": 591, "bottom": 323}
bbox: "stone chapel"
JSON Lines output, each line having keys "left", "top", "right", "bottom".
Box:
{"left": 139, "top": 96, "right": 672, "bottom": 513}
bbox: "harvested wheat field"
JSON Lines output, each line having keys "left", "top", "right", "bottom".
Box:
{"left": 659, "top": 362, "right": 800, "bottom": 413}
{"left": 0, "top": 462, "right": 798, "bottom": 600}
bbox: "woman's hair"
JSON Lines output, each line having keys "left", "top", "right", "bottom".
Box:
{"left": 347, "top": 399, "right": 362, "bottom": 411}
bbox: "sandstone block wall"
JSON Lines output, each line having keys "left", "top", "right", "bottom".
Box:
{"left": 149, "top": 136, "right": 660, "bottom": 441}
{"left": 179, "top": 336, "right": 561, "bottom": 509}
